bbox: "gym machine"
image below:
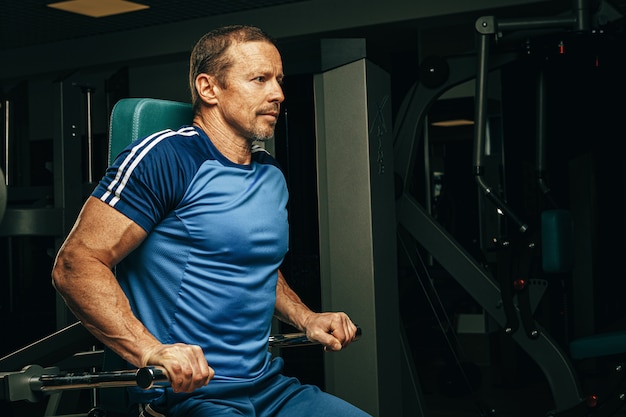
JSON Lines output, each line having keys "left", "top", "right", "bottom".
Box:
{"left": 394, "top": 0, "right": 626, "bottom": 415}
{"left": 0, "top": 77, "right": 107, "bottom": 335}
{"left": 0, "top": 321, "right": 361, "bottom": 416}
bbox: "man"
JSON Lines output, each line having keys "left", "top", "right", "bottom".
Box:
{"left": 52, "top": 25, "right": 370, "bottom": 417}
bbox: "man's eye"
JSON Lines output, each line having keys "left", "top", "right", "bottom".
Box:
{"left": 254, "top": 76, "right": 265, "bottom": 82}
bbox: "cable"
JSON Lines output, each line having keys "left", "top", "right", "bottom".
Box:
{"left": 398, "top": 229, "right": 494, "bottom": 416}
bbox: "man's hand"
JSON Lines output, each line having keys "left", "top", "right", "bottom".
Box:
{"left": 142, "top": 343, "right": 214, "bottom": 393}
{"left": 302, "top": 312, "right": 359, "bottom": 351}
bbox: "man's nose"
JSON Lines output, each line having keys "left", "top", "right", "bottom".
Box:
{"left": 270, "top": 80, "right": 284, "bottom": 103}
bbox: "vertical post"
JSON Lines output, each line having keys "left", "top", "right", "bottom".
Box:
{"left": 0, "top": 161, "right": 5, "bottom": 225}
{"left": 84, "top": 87, "right": 94, "bottom": 184}
{"left": 1, "top": 98, "right": 13, "bottom": 315}
{"left": 52, "top": 80, "right": 84, "bottom": 328}
{"left": 314, "top": 59, "right": 404, "bottom": 417}
{"left": 3, "top": 99, "right": 9, "bottom": 186}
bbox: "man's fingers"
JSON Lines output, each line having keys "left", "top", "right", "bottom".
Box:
{"left": 304, "top": 312, "right": 360, "bottom": 351}
{"left": 194, "top": 353, "right": 214, "bottom": 387}
{"left": 332, "top": 315, "right": 357, "bottom": 347}
{"left": 150, "top": 343, "right": 213, "bottom": 393}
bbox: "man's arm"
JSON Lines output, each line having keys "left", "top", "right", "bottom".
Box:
{"left": 52, "top": 196, "right": 212, "bottom": 392}
{"left": 274, "top": 269, "right": 358, "bottom": 351}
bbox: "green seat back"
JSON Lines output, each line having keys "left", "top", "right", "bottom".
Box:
{"left": 108, "top": 98, "right": 193, "bottom": 165}
{"left": 103, "top": 97, "right": 192, "bottom": 413}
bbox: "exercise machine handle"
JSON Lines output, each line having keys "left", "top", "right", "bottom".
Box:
{"left": 35, "top": 326, "right": 362, "bottom": 391}
{"left": 37, "top": 366, "right": 167, "bottom": 391}
{"left": 269, "top": 326, "right": 362, "bottom": 348}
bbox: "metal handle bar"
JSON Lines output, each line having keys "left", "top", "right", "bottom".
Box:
{"left": 37, "top": 367, "right": 164, "bottom": 391}
{"left": 34, "top": 327, "right": 361, "bottom": 392}
{"left": 269, "top": 326, "right": 361, "bottom": 348}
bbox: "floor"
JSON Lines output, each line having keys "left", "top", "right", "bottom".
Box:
{"left": 280, "top": 319, "right": 626, "bottom": 417}
{"left": 418, "top": 360, "right": 558, "bottom": 417}
{"left": 412, "top": 342, "right": 626, "bottom": 417}
{"left": 393, "top": 258, "right": 626, "bottom": 417}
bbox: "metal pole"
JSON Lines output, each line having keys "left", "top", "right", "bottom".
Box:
{"left": 1, "top": 99, "right": 13, "bottom": 314}
{"left": 3, "top": 99, "right": 9, "bottom": 186}
{"left": 36, "top": 366, "right": 168, "bottom": 392}
{"left": 472, "top": 30, "right": 529, "bottom": 233}
{"left": 30, "top": 329, "right": 361, "bottom": 392}
{"left": 269, "top": 326, "right": 361, "bottom": 348}
{"left": 85, "top": 88, "right": 94, "bottom": 183}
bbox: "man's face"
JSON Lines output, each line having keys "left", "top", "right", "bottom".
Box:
{"left": 217, "top": 41, "right": 285, "bottom": 142}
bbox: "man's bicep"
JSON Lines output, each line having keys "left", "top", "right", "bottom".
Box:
{"left": 64, "top": 196, "right": 148, "bottom": 268}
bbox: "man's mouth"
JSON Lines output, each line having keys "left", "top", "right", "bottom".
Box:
{"left": 259, "top": 106, "right": 280, "bottom": 118}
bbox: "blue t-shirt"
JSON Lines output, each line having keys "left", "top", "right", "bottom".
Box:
{"left": 92, "top": 125, "right": 289, "bottom": 385}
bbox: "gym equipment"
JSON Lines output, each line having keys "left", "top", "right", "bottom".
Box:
{"left": 0, "top": 322, "right": 362, "bottom": 404}
{"left": 394, "top": 0, "right": 626, "bottom": 415}
{"left": 268, "top": 327, "right": 360, "bottom": 348}
{"left": 314, "top": 58, "right": 417, "bottom": 416}
{"left": 0, "top": 168, "right": 5, "bottom": 224}
{"left": 107, "top": 98, "right": 192, "bottom": 165}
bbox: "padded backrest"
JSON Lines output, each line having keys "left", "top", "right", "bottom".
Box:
{"left": 108, "top": 98, "right": 193, "bottom": 165}
{"left": 103, "top": 98, "right": 192, "bottom": 413}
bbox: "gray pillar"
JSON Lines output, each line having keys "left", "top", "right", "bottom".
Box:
{"left": 52, "top": 80, "right": 85, "bottom": 328}
{"left": 314, "top": 58, "right": 403, "bottom": 417}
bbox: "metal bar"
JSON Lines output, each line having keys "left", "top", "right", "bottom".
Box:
{"left": 37, "top": 367, "right": 166, "bottom": 392}
{"left": 473, "top": 31, "right": 528, "bottom": 234}
{"left": 0, "top": 207, "right": 64, "bottom": 236}
{"left": 85, "top": 88, "right": 94, "bottom": 183}
{"left": 0, "top": 168, "right": 5, "bottom": 220}
{"left": 476, "top": 0, "right": 589, "bottom": 35}
{"left": 497, "top": 15, "right": 578, "bottom": 32}
{"left": 0, "top": 321, "right": 94, "bottom": 372}
{"left": 3, "top": 99, "right": 9, "bottom": 186}
{"left": 269, "top": 326, "right": 361, "bottom": 349}
{"left": 31, "top": 328, "right": 362, "bottom": 392}
{"left": 396, "top": 194, "right": 584, "bottom": 413}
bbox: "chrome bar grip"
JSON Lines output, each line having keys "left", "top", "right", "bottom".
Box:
{"left": 268, "top": 326, "right": 362, "bottom": 348}
{"left": 30, "top": 327, "right": 362, "bottom": 393}
{"left": 128, "top": 327, "right": 363, "bottom": 389}
{"left": 37, "top": 366, "right": 169, "bottom": 392}
{"left": 135, "top": 366, "right": 169, "bottom": 389}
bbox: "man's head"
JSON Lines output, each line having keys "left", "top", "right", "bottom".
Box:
{"left": 189, "top": 25, "right": 277, "bottom": 114}
{"left": 190, "top": 25, "right": 284, "bottom": 145}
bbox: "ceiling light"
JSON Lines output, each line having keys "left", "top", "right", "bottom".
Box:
{"left": 431, "top": 119, "right": 474, "bottom": 127}
{"left": 47, "top": 0, "right": 149, "bottom": 18}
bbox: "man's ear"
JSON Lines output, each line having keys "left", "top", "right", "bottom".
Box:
{"left": 196, "top": 73, "right": 219, "bottom": 105}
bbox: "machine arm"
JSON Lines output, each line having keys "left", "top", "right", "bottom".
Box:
{"left": 0, "top": 327, "right": 361, "bottom": 402}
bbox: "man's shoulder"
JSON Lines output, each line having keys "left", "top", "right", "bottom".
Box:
{"left": 135, "top": 126, "right": 211, "bottom": 165}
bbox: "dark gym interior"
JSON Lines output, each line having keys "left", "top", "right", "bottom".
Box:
{"left": 2, "top": 0, "right": 626, "bottom": 416}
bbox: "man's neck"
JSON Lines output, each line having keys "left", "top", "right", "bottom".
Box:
{"left": 193, "top": 115, "right": 252, "bottom": 165}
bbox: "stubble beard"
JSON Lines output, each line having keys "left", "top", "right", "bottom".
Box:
{"left": 248, "top": 105, "right": 280, "bottom": 143}
{"left": 247, "top": 121, "right": 277, "bottom": 144}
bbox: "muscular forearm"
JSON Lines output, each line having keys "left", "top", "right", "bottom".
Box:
{"left": 53, "top": 250, "right": 213, "bottom": 392}
{"left": 52, "top": 248, "right": 161, "bottom": 368}
{"left": 53, "top": 200, "right": 212, "bottom": 393}
{"left": 52, "top": 197, "right": 160, "bottom": 368}
{"left": 273, "top": 269, "right": 315, "bottom": 331}
{"left": 274, "top": 269, "right": 358, "bottom": 351}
